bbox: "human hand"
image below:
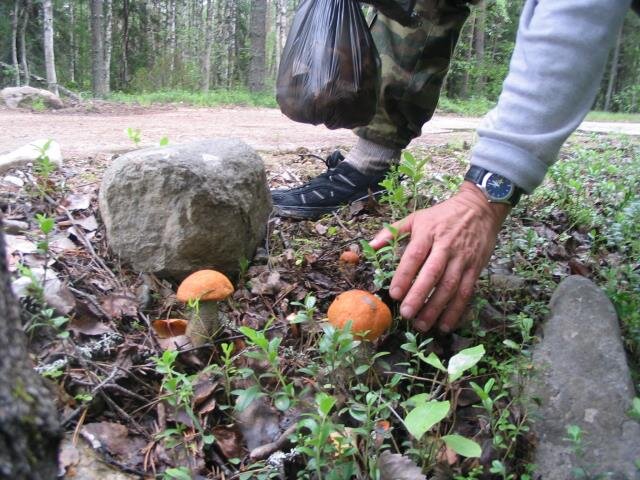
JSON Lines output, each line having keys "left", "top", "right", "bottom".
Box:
{"left": 369, "top": 182, "right": 510, "bottom": 333}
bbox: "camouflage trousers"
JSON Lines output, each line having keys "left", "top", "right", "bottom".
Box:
{"left": 354, "top": 0, "right": 472, "bottom": 149}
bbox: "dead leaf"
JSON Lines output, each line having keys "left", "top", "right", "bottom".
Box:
{"left": 63, "top": 193, "right": 92, "bottom": 211}
{"left": 569, "top": 258, "right": 591, "bottom": 277}
{"left": 102, "top": 292, "right": 138, "bottom": 320}
{"left": 69, "top": 314, "right": 113, "bottom": 336}
{"left": 236, "top": 397, "right": 281, "bottom": 451}
{"left": 4, "top": 234, "right": 37, "bottom": 254}
{"left": 81, "top": 422, "right": 146, "bottom": 466}
{"left": 152, "top": 318, "right": 188, "bottom": 338}
{"left": 250, "top": 270, "right": 282, "bottom": 296}
{"left": 74, "top": 215, "right": 98, "bottom": 232}
{"left": 314, "top": 223, "right": 328, "bottom": 235}
{"left": 212, "top": 425, "right": 246, "bottom": 459}
{"left": 436, "top": 445, "right": 458, "bottom": 465}
{"left": 193, "top": 373, "right": 219, "bottom": 408}
{"left": 49, "top": 233, "right": 77, "bottom": 252}
{"left": 378, "top": 451, "right": 426, "bottom": 480}
{"left": 197, "top": 396, "right": 218, "bottom": 416}
{"left": 157, "top": 335, "right": 192, "bottom": 351}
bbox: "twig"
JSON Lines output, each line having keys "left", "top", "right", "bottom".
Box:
{"left": 68, "top": 286, "right": 111, "bottom": 319}
{"left": 210, "top": 448, "right": 235, "bottom": 478}
{"left": 249, "top": 423, "right": 298, "bottom": 461}
{"left": 62, "top": 365, "right": 120, "bottom": 426}
{"left": 331, "top": 211, "right": 355, "bottom": 236}
{"left": 34, "top": 185, "right": 120, "bottom": 286}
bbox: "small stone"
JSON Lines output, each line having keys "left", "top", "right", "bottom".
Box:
{"left": 526, "top": 276, "right": 640, "bottom": 479}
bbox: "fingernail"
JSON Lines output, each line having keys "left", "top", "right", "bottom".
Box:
{"left": 400, "top": 305, "right": 414, "bottom": 318}
{"left": 414, "top": 321, "right": 427, "bottom": 332}
{"left": 440, "top": 324, "right": 451, "bottom": 333}
{"left": 390, "top": 287, "right": 401, "bottom": 299}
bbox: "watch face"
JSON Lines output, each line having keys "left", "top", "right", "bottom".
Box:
{"left": 483, "top": 173, "right": 514, "bottom": 201}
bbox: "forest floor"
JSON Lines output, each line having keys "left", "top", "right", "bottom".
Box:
{"left": 2, "top": 102, "right": 640, "bottom": 479}
{"left": 1, "top": 103, "right": 639, "bottom": 164}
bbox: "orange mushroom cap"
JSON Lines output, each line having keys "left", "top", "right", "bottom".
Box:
{"left": 339, "top": 251, "right": 360, "bottom": 265}
{"left": 327, "top": 289, "right": 392, "bottom": 341}
{"left": 152, "top": 318, "right": 188, "bottom": 338}
{"left": 176, "top": 270, "right": 234, "bottom": 302}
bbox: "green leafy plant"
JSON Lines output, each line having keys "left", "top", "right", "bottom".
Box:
{"left": 379, "top": 151, "right": 429, "bottom": 220}
{"left": 30, "top": 140, "right": 59, "bottom": 199}
{"left": 152, "top": 350, "right": 216, "bottom": 448}
{"left": 237, "top": 322, "right": 296, "bottom": 411}
{"left": 360, "top": 224, "right": 405, "bottom": 291}
{"left": 126, "top": 127, "right": 142, "bottom": 146}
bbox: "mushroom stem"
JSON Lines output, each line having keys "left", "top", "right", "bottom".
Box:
{"left": 186, "top": 301, "right": 219, "bottom": 347}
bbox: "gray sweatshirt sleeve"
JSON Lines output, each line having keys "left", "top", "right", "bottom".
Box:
{"left": 469, "top": 0, "right": 631, "bottom": 194}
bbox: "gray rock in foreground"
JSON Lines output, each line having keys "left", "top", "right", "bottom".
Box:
{"left": 527, "top": 275, "right": 640, "bottom": 479}
{"left": 1, "top": 86, "right": 64, "bottom": 109}
{"left": 99, "top": 139, "right": 272, "bottom": 279}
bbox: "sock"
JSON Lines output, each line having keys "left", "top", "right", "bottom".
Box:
{"left": 344, "top": 137, "right": 401, "bottom": 176}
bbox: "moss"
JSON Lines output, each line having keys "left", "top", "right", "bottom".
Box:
{"left": 12, "top": 378, "right": 35, "bottom": 404}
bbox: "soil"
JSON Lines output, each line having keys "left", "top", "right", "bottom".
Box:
{"left": 2, "top": 102, "right": 638, "bottom": 174}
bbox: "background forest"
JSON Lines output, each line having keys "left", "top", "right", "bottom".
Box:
{"left": 0, "top": 0, "right": 639, "bottom": 112}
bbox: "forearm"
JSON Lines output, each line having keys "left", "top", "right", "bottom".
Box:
{"left": 470, "top": 0, "right": 631, "bottom": 193}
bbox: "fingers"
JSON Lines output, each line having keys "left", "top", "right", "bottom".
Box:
{"left": 438, "top": 271, "right": 477, "bottom": 332}
{"left": 412, "top": 259, "right": 465, "bottom": 332}
{"left": 368, "top": 215, "right": 414, "bottom": 250}
{"left": 389, "top": 232, "right": 435, "bottom": 303}
{"left": 396, "top": 245, "right": 446, "bottom": 316}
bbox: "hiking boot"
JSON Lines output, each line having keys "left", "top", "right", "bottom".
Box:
{"left": 271, "top": 153, "right": 388, "bottom": 220}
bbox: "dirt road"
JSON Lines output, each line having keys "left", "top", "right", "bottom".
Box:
{"left": 1, "top": 105, "right": 638, "bottom": 159}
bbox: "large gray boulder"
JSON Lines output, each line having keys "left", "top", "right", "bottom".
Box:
{"left": 1, "top": 86, "right": 64, "bottom": 109}
{"left": 99, "top": 139, "right": 272, "bottom": 279}
{"left": 527, "top": 275, "right": 640, "bottom": 479}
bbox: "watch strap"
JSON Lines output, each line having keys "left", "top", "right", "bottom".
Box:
{"left": 464, "top": 166, "right": 523, "bottom": 207}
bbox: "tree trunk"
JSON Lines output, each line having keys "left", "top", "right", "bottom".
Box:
{"left": 201, "top": 0, "right": 215, "bottom": 93}
{"left": 604, "top": 24, "right": 623, "bottom": 112}
{"left": 19, "top": 0, "right": 31, "bottom": 86}
{"left": 42, "top": 0, "right": 59, "bottom": 96}
{"left": 69, "top": 1, "right": 77, "bottom": 84}
{"left": 168, "top": 0, "right": 177, "bottom": 75}
{"left": 122, "top": 0, "right": 131, "bottom": 86}
{"left": 11, "top": 0, "right": 21, "bottom": 85}
{"left": 145, "top": 0, "right": 157, "bottom": 59}
{"left": 225, "top": 0, "right": 237, "bottom": 88}
{"left": 460, "top": 10, "right": 475, "bottom": 99}
{"left": 248, "top": 0, "right": 267, "bottom": 92}
{"left": 90, "top": 0, "right": 108, "bottom": 97}
{"left": 0, "top": 221, "right": 62, "bottom": 479}
{"left": 473, "top": 2, "right": 486, "bottom": 95}
{"left": 274, "top": 0, "right": 288, "bottom": 74}
{"left": 104, "top": 0, "right": 113, "bottom": 92}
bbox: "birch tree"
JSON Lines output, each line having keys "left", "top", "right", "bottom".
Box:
{"left": 10, "top": 0, "right": 20, "bottom": 85}
{"left": 201, "top": 0, "right": 215, "bottom": 92}
{"left": 19, "top": 0, "right": 31, "bottom": 86}
{"left": 104, "top": 0, "right": 113, "bottom": 91}
{"left": 42, "top": 0, "right": 58, "bottom": 95}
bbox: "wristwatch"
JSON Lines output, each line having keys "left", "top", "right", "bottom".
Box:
{"left": 464, "top": 166, "right": 523, "bottom": 207}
